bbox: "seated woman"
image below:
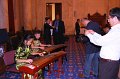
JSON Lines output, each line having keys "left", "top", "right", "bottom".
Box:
{"left": 15, "top": 34, "right": 43, "bottom": 79}
{"left": 31, "top": 30, "right": 51, "bottom": 54}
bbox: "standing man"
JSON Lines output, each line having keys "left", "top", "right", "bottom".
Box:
{"left": 85, "top": 7, "right": 120, "bottom": 79}
{"left": 52, "top": 14, "right": 65, "bottom": 45}
{"left": 75, "top": 19, "right": 80, "bottom": 42}
{"left": 75, "top": 19, "right": 80, "bottom": 36}
{"left": 80, "top": 18, "right": 101, "bottom": 78}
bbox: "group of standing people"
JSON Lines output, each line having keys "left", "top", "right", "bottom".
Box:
{"left": 78, "top": 7, "right": 120, "bottom": 79}
{"left": 85, "top": 7, "right": 120, "bottom": 79}
{"left": 44, "top": 14, "right": 65, "bottom": 45}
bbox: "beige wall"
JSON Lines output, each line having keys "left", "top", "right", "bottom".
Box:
{"left": 0, "top": 0, "right": 120, "bottom": 35}
{"left": 46, "top": 0, "right": 120, "bottom": 35}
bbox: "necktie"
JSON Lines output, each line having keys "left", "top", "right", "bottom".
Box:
{"left": 55, "top": 21, "right": 59, "bottom": 32}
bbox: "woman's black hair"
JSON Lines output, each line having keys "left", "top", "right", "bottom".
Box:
{"left": 19, "top": 34, "right": 34, "bottom": 47}
{"left": 23, "top": 34, "right": 34, "bottom": 41}
{"left": 33, "top": 30, "right": 41, "bottom": 40}
{"left": 109, "top": 7, "right": 120, "bottom": 20}
{"left": 33, "top": 30, "right": 41, "bottom": 34}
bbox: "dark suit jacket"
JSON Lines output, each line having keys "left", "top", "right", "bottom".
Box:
{"left": 85, "top": 21, "right": 101, "bottom": 54}
{"left": 52, "top": 20, "right": 65, "bottom": 35}
{"left": 44, "top": 23, "right": 53, "bottom": 44}
{"left": 52, "top": 20, "right": 65, "bottom": 44}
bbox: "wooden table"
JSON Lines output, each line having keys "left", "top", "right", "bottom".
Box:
{"left": 19, "top": 51, "right": 66, "bottom": 79}
{"left": 44, "top": 44, "right": 67, "bottom": 54}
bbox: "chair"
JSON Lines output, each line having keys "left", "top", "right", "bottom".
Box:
{"left": 88, "top": 12, "right": 106, "bottom": 28}
{"left": 3, "top": 50, "right": 19, "bottom": 73}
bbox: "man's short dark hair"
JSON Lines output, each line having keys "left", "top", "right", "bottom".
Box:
{"left": 77, "top": 19, "right": 80, "bottom": 21}
{"left": 109, "top": 7, "right": 120, "bottom": 20}
{"left": 81, "top": 18, "right": 89, "bottom": 22}
{"left": 45, "top": 17, "right": 50, "bottom": 21}
{"left": 83, "top": 18, "right": 88, "bottom": 20}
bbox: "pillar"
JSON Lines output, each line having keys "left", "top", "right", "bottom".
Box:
{"left": 23, "top": 0, "right": 32, "bottom": 30}
{"left": 0, "top": 0, "right": 9, "bottom": 31}
{"left": 13, "top": 0, "right": 21, "bottom": 32}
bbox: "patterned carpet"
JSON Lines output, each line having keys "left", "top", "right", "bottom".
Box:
{"left": 0, "top": 36, "right": 97, "bottom": 79}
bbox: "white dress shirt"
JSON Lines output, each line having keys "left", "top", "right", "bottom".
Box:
{"left": 87, "top": 24, "right": 120, "bottom": 60}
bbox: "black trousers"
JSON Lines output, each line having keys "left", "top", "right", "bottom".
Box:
{"left": 99, "top": 58, "right": 119, "bottom": 79}
{"left": 53, "top": 33, "right": 64, "bottom": 45}
{"left": 44, "top": 34, "right": 51, "bottom": 44}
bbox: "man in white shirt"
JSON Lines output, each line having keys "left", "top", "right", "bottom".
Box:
{"left": 85, "top": 7, "right": 120, "bottom": 79}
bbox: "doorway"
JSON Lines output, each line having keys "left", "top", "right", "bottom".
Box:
{"left": 8, "top": 0, "right": 15, "bottom": 35}
{"left": 46, "top": 3, "right": 62, "bottom": 20}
